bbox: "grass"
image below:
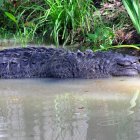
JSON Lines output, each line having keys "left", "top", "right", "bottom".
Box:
{"left": 12, "top": 0, "right": 95, "bottom": 46}
{"left": 0, "top": 0, "right": 140, "bottom": 51}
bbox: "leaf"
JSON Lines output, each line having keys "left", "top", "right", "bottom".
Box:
{"left": 122, "top": 0, "right": 140, "bottom": 34}
{"left": 0, "top": 0, "right": 4, "bottom": 7}
{"left": 87, "top": 33, "right": 96, "bottom": 40}
{"left": 100, "top": 45, "right": 105, "bottom": 49}
{"left": 5, "top": 12, "right": 18, "bottom": 25}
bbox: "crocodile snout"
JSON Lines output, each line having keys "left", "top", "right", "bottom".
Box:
{"left": 136, "top": 57, "right": 140, "bottom": 74}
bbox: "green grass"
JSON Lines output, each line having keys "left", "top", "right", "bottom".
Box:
{"left": 15, "top": 0, "right": 95, "bottom": 46}
{"left": 1, "top": 0, "right": 139, "bottom": 51}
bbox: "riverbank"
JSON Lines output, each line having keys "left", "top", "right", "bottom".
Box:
{"left": 0, "top": 0, "right": 140, "bottom": 52}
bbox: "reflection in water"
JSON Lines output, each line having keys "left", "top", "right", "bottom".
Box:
{"left": 7, "top": 95, "right": 25, "bottom": 139}
{"left": 128, "top": 90, "right": 140, "bottom": 115}
{"left": 0, "top": 78, "right": 139, "bottom": 140}
{"left": 0, "top": 92, "right": 25, "bottom": 140}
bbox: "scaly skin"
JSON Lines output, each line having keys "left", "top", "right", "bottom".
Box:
{"left": 0, "top": 47, "right": 140, "bottom": 79}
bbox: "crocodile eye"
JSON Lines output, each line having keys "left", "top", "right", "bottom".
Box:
{"left": 134, "top": 58, "right": 140, "bottom": 64}
{"left": 117, "top": 60, "right": 131, "bottom": 66}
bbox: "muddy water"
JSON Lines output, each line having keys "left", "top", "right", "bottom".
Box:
{"left": 0, "top": 78, "right": 140, "bottom": 140}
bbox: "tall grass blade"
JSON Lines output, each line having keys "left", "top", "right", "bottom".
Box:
{"left": 122, "top": 0, "right": 140, "bottom": 34}
{"left": 5, "top": 12, "right": 18, "bottom": 25}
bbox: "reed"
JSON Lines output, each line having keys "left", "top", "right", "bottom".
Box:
{"left": 122, "top": 0, "right": 140, "bottom": 34}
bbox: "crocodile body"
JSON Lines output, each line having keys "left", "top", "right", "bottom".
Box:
{"left": 0, "top": 47, "right": 140, "bottom": 79}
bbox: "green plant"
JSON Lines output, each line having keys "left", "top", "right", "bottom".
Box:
{"left": 48, "top": 0, "right": 94, "bottom": 46}
{"left": 5, "top": 12, "right": 18, "bottom": 28}
{"left": 122, "top": 0, "right": 140, "bottom": 34}
{"left": 94, "top": 44, "right": 140, "bottom": 52}
{"left": 4, "top": 11, "right": 34, "bottom": 46}
{"left": 86, "top": 26, "right": 114, "bottom": 51}
{"left": 0, "top": 0, "right": 4, "bottom": 7}
{"left": 16, "top": 0, "right": 94, "bottom": 46}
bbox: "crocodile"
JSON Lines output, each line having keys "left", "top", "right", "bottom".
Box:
{"left": 0, "top": 47, "right": 140, "bottom": 79}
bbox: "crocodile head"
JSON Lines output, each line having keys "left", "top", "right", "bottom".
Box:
{"left": 110, "top": 54, "right": 140, "bottom": 77}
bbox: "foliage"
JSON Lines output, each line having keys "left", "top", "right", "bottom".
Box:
{"left": 122, "top": 0, "right": 140, "bottom": 34}
{"left": 5, "top": 12, "right": 18, "bottom": 26}
{"left": 15, "top": 0, "right": 95, "bottom": 46}
{"left": 0, "top": 0, "right": 43, "bottom": 45}
{"left": 1, "top": 0, "right": 138, "bottom": 50}
{"left": 0, "top": 0, "right": 95, "bottom": 46}
{"left": 3, "top": 10, "right": 34, "bottom": 46}
{"left": 86, "top": 26, "right": 114, "bottom": 50}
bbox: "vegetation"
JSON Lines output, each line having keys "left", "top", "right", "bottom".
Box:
{"left": 122, "top": 0, "right": 140, "bottom": 34}
{"left": 0, "top": 0, "right": 140, "bottom": 51}
{"left": 0, "top": 0, "right": 95, "bottom": 46}
{"left": 86, "top": 26, "right": 114, "bottom": 50}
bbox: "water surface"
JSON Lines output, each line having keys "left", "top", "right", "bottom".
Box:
{"left": 0, "top": 77, "right": 140, "bottom": 140}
